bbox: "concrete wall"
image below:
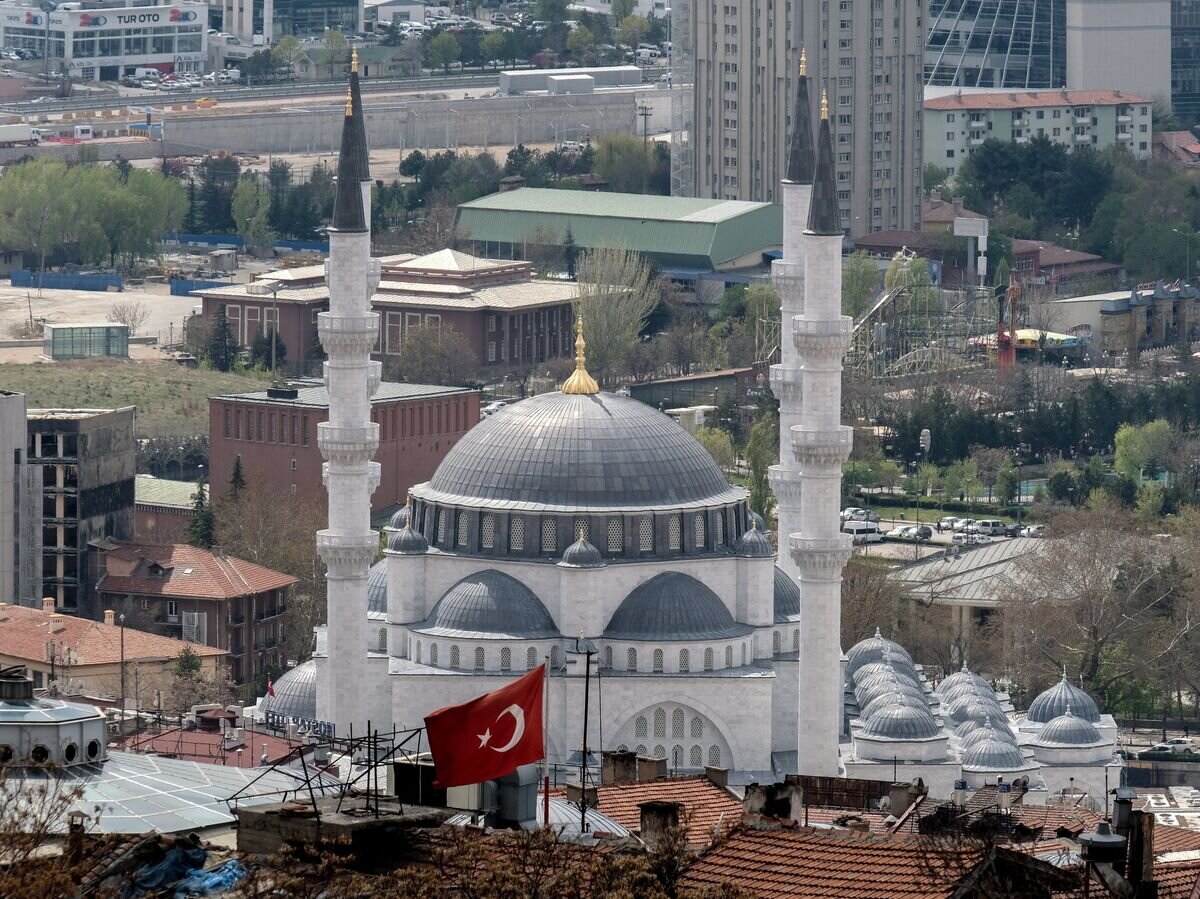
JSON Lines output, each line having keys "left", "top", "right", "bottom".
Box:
{"left": 1066, "top": 0, "right": 1172, "bottom": 103}
{"left": 0, "top": 138, "right": 162, "bottom": 167}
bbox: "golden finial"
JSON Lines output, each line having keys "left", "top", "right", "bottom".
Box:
{"left": 344, "top": 88, "right": 353, "bottom": 117}
{"left": 561, "top": 310, "right": 599, "bottom": 395}
{"left": 799, "top": 47, "right": 807, "bottom": 77}
{"left": 820, "top": 87, "right": 829, "bottom": 120}
{"left": 751, "top": 518, "right": 759, "bottom": 531}
{"left": 405, "top": 494, "right": 411, "bottom": 508}
{"left": 351, "top": 46, "right": 359, "bottom": 74}
{"left": 578, "top": 526, "right": 586, "bottom": 542}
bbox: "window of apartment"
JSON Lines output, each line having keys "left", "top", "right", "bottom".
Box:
{"left": 1140, "top": 141, "right": 1148, "bottom": 151}
{"left": 945, "top": 113, "right": 955, "bottom": 123}
{"left": 1140, "top": 124, "right": 1148, "bottom": 133}
{"left": 1052, "top": 109, "right": 1061, "bottom": 118}
{"left": 257, "top": 412, "right": 264, "bottom": 442}
{"left": 167, "top": 600, "right": 177, "bottom": 618}
{"left": 268, "top": 414, "right": 275, "bottom": 443}
{"left": 302, "top": 416, "right": 309, "bottom": 446}
{"left": 946, "top": 149, "right": 955, "bottom": 158}
{"left": 838, "top": 152, "right": 851, "bottom": 163}
{"left": 838, "top": 38, "right": 851, "bottom": 49}
{"left": 838, "top": 114, "right": 852, "bottom": 126}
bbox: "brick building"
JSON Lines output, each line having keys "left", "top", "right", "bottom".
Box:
{"left": 191, "top": 249, "right": 581, "bottom": 376}
{"left": 134, "top": 475, "right": 197, "bottom": 543}
{"left": 207, "top": 380, "right": 479, "bottom": 514}
{"left": 91, "top": 541, "right": 295, "bottom": 686}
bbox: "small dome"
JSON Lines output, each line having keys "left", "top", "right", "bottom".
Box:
{"left": 961, "top": 737, "right": 1028, "bottom": 771}
{"left": 748, "top": 510, "right": 768, "bottom": 532}
{"left": 388, "top": 502, "right": 413, "bottom": 530}
{"left": 736, "top": 524, "right": 773, "bottom": 557}
{"left": 560, "top": 534, "right": 604, "bottom": 568}
{"left": 773, "top": 567, "right": 801, "bottom": 623}
{"left": 368, "top": 559, "right": 388, "bottom": 614}
{"left": 960, "top": 721, "right": 1018, "bottom": 750}
{"left": 853, "top": 654, "right": 921, "bottom": 688}
{"left": 855, "top": 669, "right": 926, "bottom": 710}
{"left": 263, "top": 660, "right": 316, "bottom": 722}
{"left": 413, "top": 570, "right": 558, "bottom": 639}
{"left": 1027, "top": 677, "right": 1101, "bottom": 723}
{"left": 936, "top": 663, "right": 989, "bottom": 696}
{"left": 954, "top": 717, "right": 1014, "bottom": 743}
{"left": 861, "top": 703, "right": 941, "bottom": 740}
{"left": 944, "top": 691, "right": 1005, "bottom": 728}
{"left": 846, "top": 629, "right": 914, "bottom": 678}
{"left": 604, "top": 572, "right": 752, "bottom": 641}
{"left": 1036, "top": 709, "right": 1104, "bottom": 746}
{"left": 939, "top": 678, "right": 1000, "bottom": 706}
{"left": 859, "top": 690, "right": 929, "bottom": 722}
{"left": 388, "top": 525, "right": 429, "bottom": 555}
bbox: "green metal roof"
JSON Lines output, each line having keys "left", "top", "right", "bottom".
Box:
{"left": 135, "top": 475, "right": 197, "bottom": 510}
{"left": 454, "top": 189, "right": 782, "bottom": 271}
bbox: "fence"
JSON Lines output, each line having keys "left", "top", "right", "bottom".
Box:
{"left": 275, "top": 239, "right": 329, "bottom": 253}
{"left": 170, "top": 278, "right": 232, "bottom": 296}
{"left": 164, "top": 233, "right": 245, "bottom": 249}
{"left": 10, "top": 269, "right": 122, "bottom": 292}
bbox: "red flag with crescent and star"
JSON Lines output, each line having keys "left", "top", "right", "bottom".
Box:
{"left": 423, "top": 666, "right": 545, "bottom": 788}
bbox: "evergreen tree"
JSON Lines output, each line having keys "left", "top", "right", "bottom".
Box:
{"left": 187, "top": 482, "right": 216, "bottom": 549}
{"left": 206, "top": 304, "right": 237, "bottom": 371}
{"left": 563, "top": 225, "right": 578, "bottom": 280}
{"left": 229, "top": 455, "right": 246, "bottom": 495}
{"left": 183, "top": 177, "right": 199, "bottom": 234}
{"left": 197, "top": 155, "right": 240, "bottom": 233}
{"left": 248, "top": 328, "right": 287, "bottom": 371}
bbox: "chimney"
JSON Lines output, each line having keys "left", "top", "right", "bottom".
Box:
{"left": 704, "top": 766, "right": 729, "bottom": 789}
{"left": 638, "top": 755, "right": 667, "bottom": 781}
{"left": 952, "top": 197, "right": 964, "bottom": 215}
{"left": 889, "top": 782, "right": 913, "bottom": 816}
{"left": 42, "top": 597, "right": 55, "bottom": 613}
{"left": 602, "top": 750, "right": 638, "bottom": 785}
{"left": 743, "top": 782, "right": 803, "bottom": 822}
{"left": 103, "top": 609, "right": 115, "bottom": 626}
{"left": 1127, "top": 809, "right": 1155, "bottom": 891}
{"left": 565, "top": 782, "right": 599, "bottom": 809}
{"left": 930, "top": 189, "right": 942, "bottom": 203}
{"left": 639, "top": 801, "right": 681, "bottom": 849}
{"left": 49, "top": 614, "right": 65, "bottom": 634}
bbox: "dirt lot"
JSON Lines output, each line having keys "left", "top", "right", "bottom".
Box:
{"left": 0, "top": 281, "right": 197, "bottom": 345}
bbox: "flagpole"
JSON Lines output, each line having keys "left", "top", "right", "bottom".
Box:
{"left": 543, "top": 654, "right": 550, "bottom": 828}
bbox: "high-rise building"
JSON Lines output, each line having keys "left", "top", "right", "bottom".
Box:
{"left": 677, "top": 0, "right": 924, "bottom": 234}
{"left": 925, "top": 0, "right": 1065, "bottom": 89}
{"left": 1173, "top": 0, "right": 1200, "bottom": 118}
{"left": 0, "top": 391, "right": 41, "bottom": 607}
{"left": 1065, "top": 0, "right": 1170, "bottom": 102}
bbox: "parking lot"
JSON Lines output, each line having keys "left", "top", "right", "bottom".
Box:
{"left": 842, "top": 507, "right": 1044, "bottom": 555}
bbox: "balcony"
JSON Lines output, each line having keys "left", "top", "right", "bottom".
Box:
{"left": 1117, "top": 114, "right": 1132, "bottom": 123}
{"left": 1074, "top": 132, "right": 1090, "bottom": 142}
{"left": 254, "top": 608, "right": 282, "bottom": 621}
{"left": 1075, "top": 116, "right": 1091, "bottom": 125}
{"left": 227, "top": 614, "right": 246, "bottom": 626}
{"left": 1117, "top": 131, "right": 1132, "bottom": 141}
{"left": 228, "top": 644, "right": 245, "bottom": 657}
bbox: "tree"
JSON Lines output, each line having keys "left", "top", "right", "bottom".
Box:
{"left": 1115, "top": 419, "right": 1176, "bottom": 481}
{"left": 611, "top": 0, "right": 635, "bottom": 21}
{"left": 188, "top": 482, "right": 216, "bottom": 549}
{"left": 105, "top": 300, "right": 151, "bottom": 336}
{"left": 841, "top": 558, "right": 907, "bottom": 648}
{"left": 249, "top": 327, "right": 287, "bottom": 371}
{"left": 206, "top": 304, "right": 237, "bottom": 371}
{"left": 481, "top": 30, "right": 506, "bottom": 67}
{"left": 174, "top": 645, "right": 203, "bottom": 678}
{"left": 428, "top": 31, "right": 461, "bottom": 72}
{"left": 389, "top": 321, "right": 479, "bottom": 385}
{"left": 231, "top": 174, "right": 272, "bottom": 256}
{"left": 229, "top": 454, "right": 246, "bottom": 495}
{"left": 593, "top": 132, "right": 651, "bottom": 193}
{"left": 695, "top": 426, "right": 736, "bottom": 472}
{"left": 617, "top": 14, "right": 650, "bottom": 48}
{"left": 399, "top": 149, "right": 427, "bottom": 178}
{"left": 842, "top": 250, "right": 880, "bottom": 319}
{"left": 536, "top": 0, "right": 569, "bottom": 24}
{"left": 563, "top": 224, "right": 578, "bottom": 279}
{"left": 746, "top": 416, "right": 778, "bottom": 523}
{"left": 322, "top": 28, "right": 349, "bottom": 79}
{"left": 574, "top": 245, "right": 659, "bottom": 383}
{"left": 995, "top": 457, "right": 1019, "bottom": 504}
{"left": 271, "top": 34, "right": 304, "bottom": 75}
{"left": 923, "top": 163, "right": 950, "bottom": 196}
{"left": 0, "top": 157, "right": 72, "bottom": 285}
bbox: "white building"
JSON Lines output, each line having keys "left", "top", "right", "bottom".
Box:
{"left": 0, "top": 0, "right": 206, "bottom": 81}
{"left": 0, "top": 391, "right": 40, "bottom": 608}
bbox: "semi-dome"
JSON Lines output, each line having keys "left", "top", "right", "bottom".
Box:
{"left": 736, "top": 524, "right": 773, "bottom": 557}
{"left": 846, "top": 629, "right": 914, "bottom": 678}
{"left": 415, "top": 391, "right": 746, "bottom": 512}
{"left": 387, "top": 525, "right": 429, "bottom": 555}
{"left": 560, "top": 534, "right": 604, "bottom": 568}
{"left": 937, "top": 663, "right": 989, "bottom": 696}
{"left": 263, "top": 660, "right": 317, "bottom": 722}
{"left": 859, "top": 689, "right": 929, "bottom": 722}
{"left": 1035, "top": 709, "right": 1104, "bottom": 746}
{"left": 861, "top": 703, "right": 940, "bottom": 740}
{"left": 604, "top": 572, "right": 753, "bottom": 641}
{"left": 367, "top": 559, "right": 387, "bottom": 614}
{"left": 1027, "top": 676, "right": 1101, "bottom": 723}
{"left": 961, "top": 737, "right": 1029, "bottom": 771}
{"left": 774, "top": 567, "right": 801, "bottom": 623}
{"left": 412, "top": 570, "right": 559, "bottom": 639}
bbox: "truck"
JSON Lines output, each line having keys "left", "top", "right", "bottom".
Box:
{"left": 0, "top": 123, "right": 40, "bottom": 147}
{"left": 133, "top": 67, "right": 162, "bottom": 80}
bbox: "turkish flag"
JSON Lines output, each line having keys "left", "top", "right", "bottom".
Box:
{"left": 424, "top": 666, "right": 544, "bottom": 788}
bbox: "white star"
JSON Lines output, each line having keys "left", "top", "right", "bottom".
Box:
{"left": 477, "top": 728, "right": 491, "bottom": 748}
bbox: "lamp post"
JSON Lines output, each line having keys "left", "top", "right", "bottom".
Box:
{"left": 574, "top": 633, "right": 596, "bottom": 834}
{"left": 119, "top": 612, "right": 126, "bottom": 725}
{"left": 1174, "top": 228, "right": 1195, "bottom": 283}
{"left": 246, "top": 278, "right": 284, "bottom": 381}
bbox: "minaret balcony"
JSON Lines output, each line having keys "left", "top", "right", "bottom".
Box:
{"left": 790, "top": 426, "right": 853, "bottom": 467}
{"left": 367, "top": 360, "right": 383, "bottom": 397}
{"left": 769, "top": 364, "right": 803, "bottom": 402}
{"left": 792, "top": 317, "right": 852, "bottom": 359}
{"left": 789, "top": 534, "right": 853, "bottom": 578}
{"left": 318, "top": 312, "right": 380, "bottom": 355}
{"left": 318, "top": 423, "right": 380, "bottom": 464}
{"left": 768, "top": 464, "right": 804, "bottom": 502}
{"left": 317, "top": 530, "right": 378, "bottom": 569}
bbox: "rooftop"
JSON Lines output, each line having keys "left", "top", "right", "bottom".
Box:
{"left": 134, "top": 475, "right": 198, "bottom": 511}
{"left": 0, "top": 603, "right": 224, "bottom": 667}
{"left": 921, "top": 193, "right": 985, "bottom": 224}
{"left": 924, "top": 89, "right": 1150, "bottom": 111}
{"left": 119, "top": 726, "right": 306, "bottom": 767}
{"left": 27, "top": 407, "right": 133, "bottom": 421}
{"left": 374, "top": 278, "right": 580, "bottom": 311}
{"left": 95, "top": 542, "right": 297, "bottom": 601}
{"left": 210, "top": 378, "right": 475, "bottom": 407}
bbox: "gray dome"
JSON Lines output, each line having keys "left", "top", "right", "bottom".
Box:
{"left": 944, "top": 691, "right": 1005, "bottom": 727}
{"left": 853, "top": 654, "right": 920, "bottom": 686}
{"left": 1027, "top": 677, "right": 1101, "bottom": 723}
{"left": 846, "top": 630, "right": 914, "bottom": 678}
{"left": 861, "top": 703, "right": 941, "bottom": 740}
{"left": 389, "top": 503, "right": 413, "bottom": 530}
{"left": 387, "top": 525, "right": 429, "bottom": 555}
{"left": 749, "top": 510, "right": 767, "bottom": 532}
{"left": 1036, "top": 710, "right": 1104, "bottom": 746}
{"left": 414, "top": 391, "right": 746, "bottom": 512}
{"left": 263, "top": 660, "right": 316, "bottom": 722}
{"left": 773, "top": 567, "right": 801, "bottom": 623}
{"left": 604, "top": 572, "right": 753, "bottom": 641}
{"left": 412, "top": 570, "right": 559, "bottom": 639}
{"left": 940, "top": 678, "right": 999, "bottom": 707}
{"left": 960, "top": 721, "right": 1018, "bottom": 749}
{"left": 961, "top": 737, "right": 1028, "bottom": 771}
{"left": 937, "top": 663, "right": 989, "bottom": 696}
{"left": 736, "top": 525, "right": 773, "bottom": 557}
{"left": 859, "top": 690, "right": 929, "bottom": 722}
{"left": 855, "top": 669, "right": 926, "bottom": 709}
{"left": 560, "top": 535, "right": 604, "bottom": 568}
{"left": 368, "top": 559, "right": 387, "bottom": 614}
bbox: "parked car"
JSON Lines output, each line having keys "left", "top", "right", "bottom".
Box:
{"left": 1020, "top": 525, "right": 1045, "bottom": 538}
{"left": 1001, "top": 524, "right": 1023, "bottom": 537}
{"left": 841, "top": 507, "right": 866, "bottom": 521}
{"left": 885, "top": 526, "right": 909, "bottom": 539}
{"left": 913, "top": 525, "right": 932, "bottom": 541}
{"left": 482, "top": 400, "right": 508, "bottom": 416}
{"left": 972, "top": 519, "right": 1006, "bottom": 536}
{"left": 937, "top": 516, "right": 958, "bottom": 531}
{"left": 968, "top": 534, "right": 992, "bottom": 545}
{"left": 953, "top": 518, "right": 976, "bottom": 532}
{"left": 1163, "top": 738, "right": 1196, "bottom": 753}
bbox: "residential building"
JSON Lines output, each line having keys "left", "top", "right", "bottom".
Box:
{"left": 0, "top": 0, "right": 207, "bottom": 81}
{"left": 0, "top": 391, "right": 41, "bottom": 608}
{"left": 27, "top": 407, "right": 135, "bottom": 616}
{"left": 679, "top": 0, "right": 924, "bottom": 234}
{"left": 0, "top": 599, "right": 225, "bottom": 698}
{"left": 925, "top": 0, "right": 1065, "bottom": 89}
{"left": 1174, "top": 0, "right": 1200, "bottom": 118}
{"left": 207, "top": 379, "right": 478, "bottom": 514}
{"left": 133, "top": 475, "right": 197, "bottom": 543}
{"left": 923, "top": 89, "right": 1153, "bottom": 177}
{"left": 1154, "top": 129, "right": 1200, "bottom": 168}
{"left": 920, "top": 190, "right": 985, "bottom": 233}
{"left": 1065, "top": 0, "right": 1171, "bottom": 101}
{"left": 91, "top": 540, "right": 296, "bottom": 686}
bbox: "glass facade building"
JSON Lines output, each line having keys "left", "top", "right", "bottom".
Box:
{"left": 1174, "top": 0, "right": 1200, "bottom": 118}
{"left": 925, "top": 0, "right": 1065, "bottom": 88}
{"left": 43, "top": 324, "right": 128, "bottom": 360}
{"left": 271, "top": 0, "right": 357, "bottom": 37}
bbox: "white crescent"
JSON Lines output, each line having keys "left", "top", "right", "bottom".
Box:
{"left": 490, "top": 704, "right": 526, "bottom": 753}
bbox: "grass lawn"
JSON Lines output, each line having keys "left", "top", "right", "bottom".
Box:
{"left": 0, "top": 360, "right": 269, "bottom": 437}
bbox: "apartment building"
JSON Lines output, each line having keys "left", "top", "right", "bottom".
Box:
{"left": 0, "top": 391, "right": 41, "bottom": 608}
{"left": 679, "top": 0, "right": 924, "bottom": 233}
{"left": 923, "top": 89, "right": 1152, "bottom": 179}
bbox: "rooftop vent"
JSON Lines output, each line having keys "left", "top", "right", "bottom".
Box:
{"left": 0, "top": 665, "right": 34, "bottom": 701}
{"left": 266, "top": 386, "right": 299, "bottom": 400}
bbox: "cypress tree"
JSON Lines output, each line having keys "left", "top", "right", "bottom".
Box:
{"left": 229, "top": 455, "right": 246, "bottom": 496}
{"left": 187, "top": 482, "right": 216, "bottom": 549}
{"left": 206, "top": 304, "right": 236, "bottom": 372}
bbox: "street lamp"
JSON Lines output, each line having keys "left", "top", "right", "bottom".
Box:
{"left": 246, "top": 278, "right": 285, "bottom": 381}
{"left": 1174, "top": 228, "right": 1194, "bottom": 284}
{"left": 119, "top": 612, "right": 126, "bottom": 725}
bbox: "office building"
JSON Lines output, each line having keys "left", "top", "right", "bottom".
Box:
{"left": 27, "top": 408, "right": 135, "bottom": 616}
{"left": 220, "top": 0, "right": 361, "bottom": 43}
{"left": 1173, "top": 0, "right": 1200, "bottom": 118}
{"left": 1065, "top": 0, "right": 1170, "bottom": 102}
{"left": 0, "top": 391, "right": 41, "bottom": 608}
{"left": 678, "top": 0, "right": 923, "bottom": 234}
{"left": 925, "top": 0, "right": 1065, "bottom": 89}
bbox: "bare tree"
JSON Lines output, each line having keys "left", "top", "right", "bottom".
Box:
{"left": 0, "top": 768, "right": 87, "bottom": 899}
{"left": 106, "top": 300, "right": 151, "bottom": 336}
{"left": 386, "top": 321, "right": 479, "bottom": 387}
{"left": 841, "top": 558, "right": 907, "bottom": 648}
{"left": 575, "top": 246, "right": 659, "bottom": 385}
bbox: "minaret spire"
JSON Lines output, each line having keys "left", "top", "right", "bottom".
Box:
{"left": 807, "top": 93, "right": 841, "bottom": 236}
{"left": 785, "top": 47, "right": 815, "bottom": 185}
{"left": 562, "top": 311, "right": 599, "bottom": 395}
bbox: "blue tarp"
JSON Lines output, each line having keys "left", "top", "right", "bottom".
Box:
{"left": 171, "top": 278, "right": 232, "bottom": 296}
{"left": 10, "top": 269, "right": 122, "bottom": 292}
{"left": 275, "top": 238, "right": 329, "bottom": 253}
{"left": 165, "top": 233, "right": 245, "bottom": 249}
{"left": 173, "top": 859, "right": 247, "bottom": 898}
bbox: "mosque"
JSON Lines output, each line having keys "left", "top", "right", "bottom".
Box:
{"left": 259, "top": 53, "right": 1122, "bottom": 800}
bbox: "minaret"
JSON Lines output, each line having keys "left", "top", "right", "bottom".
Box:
{"left": 769, "top": 51, "right": 814, "bottom": 586}
{"left": 791, "top": 88, "right": 854, "bottom": 776}
{"left": 314, "top": 87, "right": 381, "bottom": 736}
{"left": 348, "top": 48, "right": 373, "bottom": 238}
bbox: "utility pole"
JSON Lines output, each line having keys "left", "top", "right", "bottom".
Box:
{"left": 119, "top": 613, "right": 126, "bottom": 726}
{"left": 575, "top": 634, "right": 596, "bottom": 834}
{"left": 637, "top": 103, "right": 651, "bottom": 149}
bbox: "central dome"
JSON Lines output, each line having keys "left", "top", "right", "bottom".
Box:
{"left": 418, "top": 391, "right": 745, "bottom": 512}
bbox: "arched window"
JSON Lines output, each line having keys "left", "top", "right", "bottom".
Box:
{"left": 607, "top": 518, "right": 623, "bottom": 553}
{"left": 456, "top": 511, "right": 468, "bottom": 547}
{"left": 509, "top": 517, "right": 525, "bottom": 551}
{"left": 551, "top": 645, "right": 562, "bottom": 668}
{"left": 708, "top": 745, "right": 721, "bottom": 767}
{"left": 773, "top": 631, "right": 782, "bottom": 656}
{"left": 635, "top": 716, "right": 648, "bottom": 738}
{"left": 690, "top": 745, "right": 703, "bottom": 767}
{"left": 654, "top": 744, "right": 666, "bottom": 759}
{"left": 637, "top": 744, "right": 649, "bottom": 757}
{"left": 725, "top": 645, "right": 733, "bottom": 668}
{"left": 378, "top": 628, "right": 387, "bottom": 653}
{"left": 450, "top": 645, "right": 461, "bottom": 668}
{"left": 416, "top": 640, "right": 422, "bottom": 663}
{"left": 668, "top": 514, "right": 682, "bottom": 550}
{"left": 793, "top": 629, "right": 800, "bottom": 651}
{"left": 704, "top": 648, "right": 714, "bottom": 671}
{"left": 654, "top": 708, "right": 666, "bottom": 738}
{"left": 436, "top": 509, "right": 447, "bottom": 544}
{"left": 430, "top": 643, "right": 438, "bottom": 666}
{"left": 541, "top": 518, "right": 557, "bottom": 553}
{"left": 638, "top": 518, "right": 654, "bottom": 552}
{"left": 671, "top": 708, "right": 684, "bottom": 738}
{"left": 481, "top": 513, "right": 496, "bottom": 549}
{"left": 501, "top": 647, "right": 512, "bottom": 671}
{"left": 618, "top": 743, "right": 629, "bottom": 752}
{"left": 691, "top": 716, "right": 704, "bottom": 738}
{"left": 474, "top": 647, "right": 485, "bottom": 670}
{"left": 603, "top": 646, "right": 613, "bottom": 670}
{"left": 715, "top": 513, "right": 725, "bottom": 546}
{"left": 694, "top": 514, "right": 706, "bottom": 548}
{"left": 679, "top": 649, "right": 690, "bottom": 673}
{"left": 527, "top": 646, "right": 537, "bottom": 670}
{"left": 653, "top": 649, "right": 664, "bottom": 672}
{"left": 672, "top": 745, "right": 683, "bottom": 767}
{"left": 626, "top": 647, "right": 637, "bottom": 672}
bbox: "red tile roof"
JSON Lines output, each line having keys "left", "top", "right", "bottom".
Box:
{"left": 0, "top": 603, "right": 225, "bottom": 668}
{"left": 118, "top": 726, "right": 306, "bottom": 767}
{"left": 925, "top": 89, "right": 1149, "bottom": 111}
{"left": 922, "top": 196, "right": 985, "bottom": 223}
{"left": 1155, "top": 861, "right": 1200, "bottom": 899}
{"left": 1154, "top": 825, "right": 1200, "bottom": 854}
{"left": 98, "top": 543, "right": 296, "bottom": 601}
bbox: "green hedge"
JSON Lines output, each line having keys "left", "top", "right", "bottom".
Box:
{"left": 1136, "top": 750, "right": 1200, "bottom": 762}
{"left": 851, "top": 493, "right": 1013, "bottom": 517}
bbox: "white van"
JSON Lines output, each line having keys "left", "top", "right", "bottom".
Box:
{"left": 971, "top": 519, "right": 1005, "bottom": 536}
{"left": 635, "top": 47, "right": 661, "bottom": 61}
{"left": 842, "top": 521, "right": 883, "bottom": 544}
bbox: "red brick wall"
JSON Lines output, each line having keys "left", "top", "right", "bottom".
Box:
{"left": 134, "top": 505, "right": 193, "bottom": 544}
{"left": 201, "top": 296, "right": 326, "bottom": 373}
